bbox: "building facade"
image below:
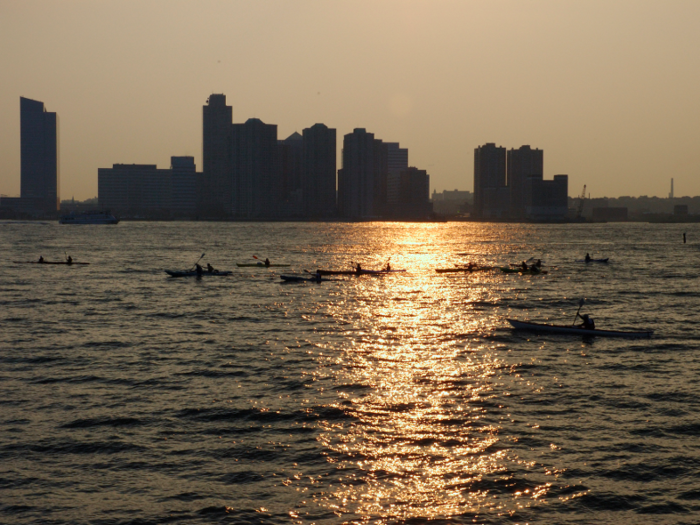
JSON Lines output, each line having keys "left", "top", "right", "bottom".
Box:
{"left": 507, "top": 145, "right": 543, "bottom": 218}
{"left": 473, "top": 143, "right": 506, "bottom": 218}
{"left": 302, "top": 123, "right": 337, "bottom": 218}
{"left": 387, "top": 167, "right": 431, "bottom": 219}
{"left": 201, "top": 94, "right": 232, "bottom": 217}
{"left": 338, "top": 128, "right": 382, "bottom": 219}
{"left": 20, "top": 97, "right": 59, "bottom": 212}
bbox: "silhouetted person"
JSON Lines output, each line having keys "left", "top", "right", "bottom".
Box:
{"left": 207, "top": 263, "right": 215, "bottom": 273}
{"left": 66, "top": 255, "right": 73, "bottom": 265}
{"left": 683, "top": 233, "right": 687, "bottom": 244}
{"left": 585, "top": 253, "right": 591, "bottom": 262}
{"left": 195, "top": 263, "right": 203, "bottom": 275}
{"left": 38, "top": 256, "right": 44, "bottom": 263}
{"left": 521, "top": 261, "right": 528, "bottom": 270}
{"left": 356, "top": 263, "right": 362, "bottom": 273}
{"left": 577, "top": 314, "right": 595, "bottom": 330}
{"left": 265, "top": 258, "right": 270, "bottom": 267}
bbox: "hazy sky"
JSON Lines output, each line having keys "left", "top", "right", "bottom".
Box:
{"left": 2, "top": 0, "right": 699, "bottom": 200}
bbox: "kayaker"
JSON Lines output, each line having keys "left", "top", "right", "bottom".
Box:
{"left": 467, "top": 262, "right": 475, "bottom": 270}
{"left": 206, "top": 263, "right": 215, "bottom": 273}
{"left": 66, "top": 255, "right": 73, "bottom": 265}
{"left": 535, "top": 259, "right": 542, "bottom": 268}
{"left": 578, "top": 314, "right": 595, "bottom": 330}
{"left": 38, "top": 256, "right": 44, "bottom": 263}
{"left": 264, "top": 258, "right": 270, "bottom": 267}
{"left": 195, "top": 263, "right": 203, "bottom": 275}
{"left": 521, "top": 261, "right": 528, "bottom": 271}
{"left": 585, "top": 253, "right": 591, "bottom": 262}
{"left": 356, "top": 263, "right": 362, "bottom": 273}
{"left": 385, "top": 262, "right": 391, "bottom": 271}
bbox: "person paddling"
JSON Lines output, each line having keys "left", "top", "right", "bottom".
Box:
{"left": 66, "top": 255, "right": 73, "bottom": 265}
{"left": 38, "top": 256, "right": 44, "bottom": 263}
{"left": 585, "top": 253, "right": 591, "bottom": 262}
{"left": 577, "top": 313, "right": 595, "bottom": 330}
{"left": 264, "top": 258, "right": 271, "bottom": 267}
{"left": 521, "top": 261, "right": 528, "bottom": 271}
{"left": 206, "top": 263, "right": 215, "bottom": 273}
{"left": 355, "top": 263, "right": 362, "bottom": 273}
{"left": 195, "top": 263, "right": 203, "bottom": 276}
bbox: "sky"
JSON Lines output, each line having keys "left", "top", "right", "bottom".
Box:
{"left": 1, "top": 0, "right": 699, "bottom": 201}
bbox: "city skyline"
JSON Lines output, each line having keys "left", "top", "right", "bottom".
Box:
{"left": 1, "top": 1, "right": 700, "bottom": 200}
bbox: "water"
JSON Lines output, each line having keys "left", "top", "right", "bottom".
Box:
{"left": 1, "top": 221, "right": 698, "bottom": 524}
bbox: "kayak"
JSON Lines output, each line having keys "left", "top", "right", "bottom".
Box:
{"left": 577, "top": 258, "right": 609, "bottom": 263}
{"left": 507, "top": 319, "right": 653, "bottom": 338}
{"left": 14, "top": 261, "right": 90, "bottom": 265}
{"left": 236, "top": 263, "right": 290, "bottom": 267}
{"left": 280, "top": 274, "right": 333, "bottom": 282}
{"left": 165, "top": 270, "right": 232, "bottom": 277}
{"left": 316, "top": 269, "right": 406, "bottom": 276}
{"left": 499, "top": 267, "right": 547, "bottom": 275}
{"left": 435, "top": 267, "right": 493, "bottom": 273}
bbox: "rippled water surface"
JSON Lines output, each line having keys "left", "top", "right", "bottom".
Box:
{"left": 1, "top": 221, "right": 699, "bottom": 524}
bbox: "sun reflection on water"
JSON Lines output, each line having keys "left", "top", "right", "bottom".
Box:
{"left": 308, "top": 223, "right": 555, "bottom": 521}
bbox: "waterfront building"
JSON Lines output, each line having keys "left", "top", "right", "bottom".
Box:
{"left": 387, "top": 167, "right": 431, "bottom": 219}
{"left": 20, "top": 97, "right": 59, "bottom": 212}
{"left": 231, "top": 118, "right": 281, "bottom": 218}
{"left": 473, "top": 143, "right": 506, "bottom": 218}
{"left": 201, "top": 94, "right": 232, "bottom": 217}
{"left": 171, "top": 156, "right": 198, "bottom": 216}
{"left": 432, "top": 189, "right": 473, "bottom": 216}
{"left": 507, "top": 145, "right": 543, "bottom": 218}
{"left": 302, "top": 123, "right": 337, "bottom": 218}
{"left": 278, "top": 132, "right": 304, "bottom": 217}
{"left": 523, "top": 174, "right": 568, "bottom": 220}
{"left": 338, "top": 128, "right": 383, "bottom": 219}
{"left": 98, "top": 157, "right": 199, "bottom": 218}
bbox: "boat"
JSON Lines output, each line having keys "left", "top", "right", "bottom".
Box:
{"left": 165, "top": 269, "right": 232, "bottom": 277}
{"left": 435, "top": 266, "right": 493, "bottom": 273}
{"left": 316, "top": 269, "right": 406, "bottom": 276}
{"left": 236, "top": 263, "right": 290, "bottom": 267}
{"left": 59, "top": 211, "right": 119, "bottom": 225}
{"left": 499, "top": 267, "right": 547, "bottom": 275}
{"left": 577, "top": 258, "right": 609, "bottom": 263}
{"left": 507, "top": 319, "right": 653, "bottom": 338}
{"left": 280, "top": 274, "right": 333, "bottom": 282}
{"left": 14, "top": 260, "right": 89, "bottom": 265}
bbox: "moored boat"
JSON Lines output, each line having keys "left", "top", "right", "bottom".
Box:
{"left": 59, "top": 211, "right": 119, "bottom": 225}
{"left": 507, "top": 319, "right": 653, "bottom": 338}
{"left": 165, "top": 269, "right": 232, "bottom": 277}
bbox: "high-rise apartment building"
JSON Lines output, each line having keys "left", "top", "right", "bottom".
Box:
{"left": 202, "top": 94, "right": 232, "bottom": 217}
{"left": 338, "top": 128, "right": 382, "bottom": 219}
{"left": 473, "top": 143, "right": 506, "bottom": 218}
{"left": 20, "top": 97, "right": 59, "bottom": 211}
{"left": 507, "top": 145, "right": 543, "bottom": 218}
{"left": 387, "top": 167, "right": 431, "bottom": 219}
{"left": 231, "top": 118, "right": 280, "bottom": 218}
{"left": 302, "top": 124, "right": 337, "bottom": 218}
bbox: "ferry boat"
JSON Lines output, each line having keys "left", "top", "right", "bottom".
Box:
{"left": 59, "top": 211, "right": 119, "bottom": 225}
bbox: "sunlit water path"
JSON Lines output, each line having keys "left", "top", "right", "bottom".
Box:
{"left": 1, "top": 221, "right": 699, "bottom": 524}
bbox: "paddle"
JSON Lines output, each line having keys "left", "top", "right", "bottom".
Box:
{"left": 190, "top": 253, "right": 205, "bottom": 270}
{"left": 572, "top": 298, "right": 585, "bottom": 326}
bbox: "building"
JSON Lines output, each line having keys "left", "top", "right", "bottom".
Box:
{"left": 231, "top": 118, "right": 281, "bottom": 219}
{"left": 523, "top": 174, "right": 568, "bottom": 220}
{"left": 338, "top": 128, "right": 382, "bottom": 219}
{"left": 387, "top": 167, "right": 431, "bottom": 219}
{"left": 171, "top": 156, "right": 198, "bottom": 216}
{"left": 431, "top": 189, "right": 473, "bottom": 216}
{"left": 98, "top": 157, "right": 199, "bottom": 218}
{"left": 20, "top": 97, "right": 59, "bottom": 212}
{"left": 201, "top": 94, "right": 232, "bottom": 217}
{"left": 507, "top": 145, "right": 543, "bottom": 218}
{"left": 473, "top": 143, "right": 506, "bottom": 218}
{"left": 302, "top": 123, "right": 337, "bottom": 218}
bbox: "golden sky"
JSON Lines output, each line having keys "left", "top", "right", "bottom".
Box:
{"left": 1, "top": 0, "right": 699, "bottom": 200}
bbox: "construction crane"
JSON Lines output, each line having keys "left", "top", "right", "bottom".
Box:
{"left": 576, "top": 185, "right": 586, "bottom": 220}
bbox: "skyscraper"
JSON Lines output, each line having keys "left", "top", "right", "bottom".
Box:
{"left": 20, "top": 97, "right": 59, "bottom": 211}
{"left": 473, "top": 143, "right": 506, "bottom": 218}
{"left": 507, "top": 145, "right": 543, "bottom": 218}
{"left": 338, "top": 129, "right": 381, "bottom": 219}
{"left": 231, "top": 118, "right": 280, "bottom": 218}
{"left": 302, "top": 124, "right": 336, "bottom": 218}
{"left": 202, "top": 94, "right": 232, "bottom": 217}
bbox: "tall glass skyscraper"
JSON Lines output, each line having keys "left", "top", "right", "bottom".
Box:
{"left": 20, "top": 97, "right": 59, "bottom": 211}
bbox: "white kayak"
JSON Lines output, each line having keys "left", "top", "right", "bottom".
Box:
{"left": 507, "top": 319, "right": 653, "bottom": 338}
{"left": 165, "top": 270, "right": 232, "bottom": 277}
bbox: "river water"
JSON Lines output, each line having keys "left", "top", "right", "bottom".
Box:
{"left": 1, "top": 221, "right": 698, "bottom": 524}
